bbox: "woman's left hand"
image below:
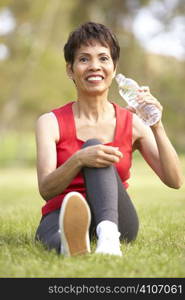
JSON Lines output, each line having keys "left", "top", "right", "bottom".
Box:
{"left": 126, "top": 86, "right": 163, "bottom": 127}
{"left": 137, "top": 86, "right": 163, "bottom": 112}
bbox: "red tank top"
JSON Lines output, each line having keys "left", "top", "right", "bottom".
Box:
{"left": 42, "top": 101, "right": 133, "bottom": 216}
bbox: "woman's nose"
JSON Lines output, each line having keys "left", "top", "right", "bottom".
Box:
{"left": 89, "top": 59, "right": 101, "bottom": 70}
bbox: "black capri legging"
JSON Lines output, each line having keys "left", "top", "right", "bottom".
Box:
{"left": 35, "top": 139, "right": 139, "bottom": 253}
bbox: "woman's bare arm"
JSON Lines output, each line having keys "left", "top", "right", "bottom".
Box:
{"left": 35, "top": 113, "right": 82, "bottom": 201}
{"left": 132, "top": 112, "right": 184, "bottom": 189}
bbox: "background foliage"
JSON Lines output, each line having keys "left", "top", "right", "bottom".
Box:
{"left": 0, "top": 0, "right": 185, "bottom": 167}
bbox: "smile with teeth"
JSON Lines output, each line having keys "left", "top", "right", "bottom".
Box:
{"left": 87, "top": 76, "right": 103, "bottom": 81}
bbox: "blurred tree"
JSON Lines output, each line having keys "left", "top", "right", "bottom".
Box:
{"left": 0, "top": 0, "right": 77, "bottom": 130}
{"left": 1, "top": 0, "right": 63, "bottom": 130}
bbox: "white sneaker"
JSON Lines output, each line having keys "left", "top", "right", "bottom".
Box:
{"left": 95, "top": 234, "right": 122, "bottom": 256}
{"left": 59, "top": 192, "right": 91, "bottom": 256}
{"left": 95, "top": 220, "right": 122, "bottom": 256}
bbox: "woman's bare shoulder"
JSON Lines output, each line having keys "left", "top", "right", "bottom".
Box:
{"left": 37, "top": 111, "right": 56, "bottom": 122}
{"left": 36, "top": 112, "right": 60, "bottom": 142}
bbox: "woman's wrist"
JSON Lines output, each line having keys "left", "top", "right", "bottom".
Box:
{"left": 150, "top": 119, "right": 163, "bottom": 131}
{"left": 74, "top": 149, "right": 84, "bottom": 168}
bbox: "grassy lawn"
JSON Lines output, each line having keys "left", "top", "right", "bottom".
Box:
{"left": 0, "top": 155, "right": 185, "bottom": 278}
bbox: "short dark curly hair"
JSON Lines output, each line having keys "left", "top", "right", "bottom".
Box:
{"left": 64, "top": 22, "right": 120, "bottom": 68}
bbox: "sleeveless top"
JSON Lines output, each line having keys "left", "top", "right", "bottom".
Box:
{"left": 41, "top": 101, "right": 133, "bottom": 216}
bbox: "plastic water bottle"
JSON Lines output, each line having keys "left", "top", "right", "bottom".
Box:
{"left": 115, "top": 73, "right": 161, "bottom": 126}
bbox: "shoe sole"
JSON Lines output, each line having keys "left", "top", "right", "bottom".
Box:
{"left": 59, "top": 192, "right": 91, "bottom": 256}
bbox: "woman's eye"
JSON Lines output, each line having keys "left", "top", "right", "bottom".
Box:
{"left": 80, "top": 57, "right": 88, "bottom": 62}
{"left": 100, "top": 56, "right": 109, "bottom": 61}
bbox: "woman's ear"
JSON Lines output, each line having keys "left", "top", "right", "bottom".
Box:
{"left": 112, "top": 69, "right": 116, "bottom": 79}
{"left": 66, "top": 63, "right": 73, "bottom": 80}
{"left": 112, "top": 65, "right": 117, "bottom": 79}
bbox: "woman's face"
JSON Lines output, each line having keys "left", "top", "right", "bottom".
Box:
{"left": 67, "top": 41, "right": 116, "bottom": 97}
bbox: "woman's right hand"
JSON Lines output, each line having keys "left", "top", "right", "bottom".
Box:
{"left": 76, "top": 144, "right": 123, "bottom": 168}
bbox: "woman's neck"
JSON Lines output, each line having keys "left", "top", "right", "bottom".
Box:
{"left": 74, "top": 95, "right": 112, "bottom": 122}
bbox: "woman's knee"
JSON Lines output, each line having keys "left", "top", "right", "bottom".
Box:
{"left": 82, "top": 138, "right": 102, "bottom": 148}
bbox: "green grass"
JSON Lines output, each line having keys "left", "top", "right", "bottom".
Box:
{"left": 0, "top": 155, "right": 185, "bottom": 278}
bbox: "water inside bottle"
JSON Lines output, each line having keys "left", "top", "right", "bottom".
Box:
{"left": 116, "top": 73, "right": 162, "bottom": 126}
{"left": 119, "top": 87, "right": 138, "bottom": 108}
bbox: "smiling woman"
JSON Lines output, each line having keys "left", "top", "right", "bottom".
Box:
{"left": 34, "top": 21, "right": 183, "bottom": 258}
{"left": 66, "top": 43, "right": 116, "bottom": 97}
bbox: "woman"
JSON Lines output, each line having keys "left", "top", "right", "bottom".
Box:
{"left": 35, "top": 22, "right": 183, "bottom": 257}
